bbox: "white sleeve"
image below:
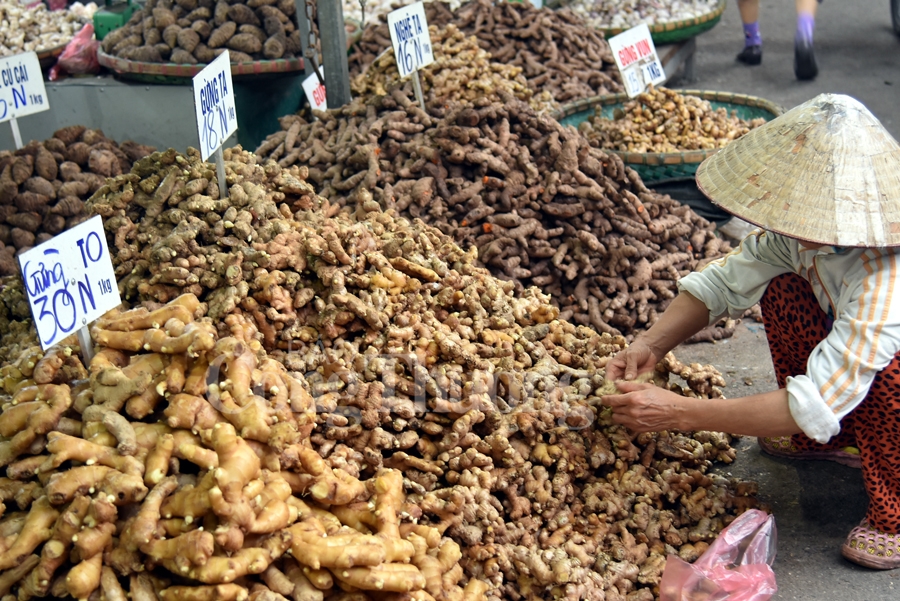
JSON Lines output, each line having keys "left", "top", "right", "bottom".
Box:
{"left": 677, "top": 231, "right": 795, "bottom": 324}
{"left": 788, "top": 249, "right": 900, "bottom": 443}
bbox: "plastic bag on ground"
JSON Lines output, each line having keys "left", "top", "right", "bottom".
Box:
{"left": 49, "top": 23, "right": 101, "bottom": 82}
{"left": 659, "top": 509, "right": 777, "bottom": 601}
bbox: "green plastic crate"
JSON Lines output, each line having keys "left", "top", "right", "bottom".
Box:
{"left": 93, "top": 2, "right": 135, "bottom": 41}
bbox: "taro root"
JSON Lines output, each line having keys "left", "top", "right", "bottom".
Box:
{"left": 208, "top": 21, "right": 236, "bottom": 48}
{"left": 226, "top": 32, "right": 262, "bottom": 54}
{"left": 176, "top": 27, "right": 201, "bottom": 53}
{"left": 103, "top": 0, "right": 297, "bottom": 63}
{"left": 0, "top": 128, "right": 154, "bottom": 270}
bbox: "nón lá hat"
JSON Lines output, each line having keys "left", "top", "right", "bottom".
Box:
{"left": 696, "top": 93, "right": 900, "bottom": 247}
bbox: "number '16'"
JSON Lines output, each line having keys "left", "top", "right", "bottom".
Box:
{"left": 76, "top": 231, "right": 104, "bottom": 268}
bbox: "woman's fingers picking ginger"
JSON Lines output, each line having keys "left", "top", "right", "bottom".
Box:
{"left": 602, "top": 381, "right": 689, "bottom": 433}
{"left": 605, "top": 340, "right": 657, "bottom": 382}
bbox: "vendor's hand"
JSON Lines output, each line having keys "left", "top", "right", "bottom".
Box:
{"left": 605, "top": 339, "right": 659, "bottom": 382}
{"left": 602, "top": 380, "right": 691, "bottom": 432}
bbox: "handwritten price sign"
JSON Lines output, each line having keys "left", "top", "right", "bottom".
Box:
{"left": 18, "top": 216, "right": 121, "bottom": 350}
{"left": 0, "top": 52, "right": 48, "bottom": 123}
{"left": 387, "top": 2, "right": 434, "bottom": 78}
{"left": 607, "top": 24, "right": 666, "bottom": 98}
{"left": 192, "top": 51, "right": 237, "bottom": 161}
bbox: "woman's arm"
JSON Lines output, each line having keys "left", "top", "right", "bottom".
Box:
{"left": 605, "top": 292, "right": 712, "bottom": 382}
{"left": 603, "top": 381, "right": 802, "bottom": 437}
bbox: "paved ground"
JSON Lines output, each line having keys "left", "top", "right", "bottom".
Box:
{"left": 676, "top": 0, "right": 900, "bottom": 138}
{"left": 661, "top": 2, "right": 900, "bottom": 598}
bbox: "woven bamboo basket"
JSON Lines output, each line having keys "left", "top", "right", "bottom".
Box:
{"left": 552, "top": 89, "right": 784, "bottom": 183}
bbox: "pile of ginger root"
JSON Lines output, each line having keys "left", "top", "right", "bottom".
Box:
{"left": 0, "top": 292, "right": 490, "bottom": 601}
{"left": 75, "top": 149, "right": 755, "bottom": 600}
{"left": 579, "top": 87, "right": 769, "bottom": 154}
{"left": 350, "top": 24, "right": 557, "bottom": 114}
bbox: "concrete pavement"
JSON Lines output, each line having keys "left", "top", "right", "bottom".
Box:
{"left": 678, "top": 0, "right": 900, "bottom": 138}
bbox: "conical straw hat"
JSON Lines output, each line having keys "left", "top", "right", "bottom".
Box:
{"left": 696, "top": 93, "right": 900, "bottom": 247}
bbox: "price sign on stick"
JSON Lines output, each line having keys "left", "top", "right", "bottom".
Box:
{"left": 192, "top": 50, "right": 237, "bottom": 200}
{"left": 302, "top": 70, "right": 328, "bottom": 112}
{"left": 0, "top": 52, "right": 49, "bottom": 149}
{"left": 192, "top": 50, "right": 237, "bottom": 161}
{"left": 387, "top": 1, "right": 433, "bottom": 108}
{"left": 18, "top": 215, "right": 121, "bottom": 358}
{"left": 607, "top": 24, "right": 666, "bottom": 98}
{"left": 387, "top": 2, "right": 434, "bottom": 78}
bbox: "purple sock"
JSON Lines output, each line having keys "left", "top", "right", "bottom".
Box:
{"left": 797, "top": 12, "right": 815, "bottom": 42}
{"left": 743, "top": 22, "right": 762, "bottom": 47}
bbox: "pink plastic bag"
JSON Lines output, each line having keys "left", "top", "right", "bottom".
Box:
{"left": 49, "top": 23, "right": 101, "bottom": 81}
{"left": 659, "top": 509, "right": 778, "bottom": 601}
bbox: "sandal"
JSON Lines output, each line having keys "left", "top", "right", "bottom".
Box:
{"left": 757, "top": 436, "right": 861, "bottom": 468}
{"left": 842, "top": 520, "right": 900, "bottom": 569}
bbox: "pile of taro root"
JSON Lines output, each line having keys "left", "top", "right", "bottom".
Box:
{"left": 76, "top": 146, "right": 757, "bottom": 600}
{"left": 351, "top": 23, "right": 557, "bottom": 113}
{"left": 348, "top": 0, "right": 621, "bottom": 103}
{"left": 100, "top": 0, "right": 300, "bottom": 64}
{"left": 0, "top": 126, "right": 154, "bottom": 274}
{"left": 254, "top": 88, "right": 735, "bottom": 341}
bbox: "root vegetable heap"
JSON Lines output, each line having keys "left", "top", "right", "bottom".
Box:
{"left": 348, "top": 0, "right": 621, "bottom": 103}
{"left": 0, "top": 126, "right": 154, "bottom": 274}
{"left": 0, "top": 1, "right": 81, "bottom": 56}
{"left": 87, "top": 149, "right": 756, "bottom": 599}
{"left": 566, "top": 0, "right": 721, "bottom": 31}
{"left": 352, "top": 23, "right": 557, "bottom": 114}
{"left": 0, "top": 275, "right": 39, "bottom": 371}
{"left": 580, "top": 87, "right": 769, "bottom": 153}
{"left": 0, "top": 293, "right": 488, "bottom": 600}
{"left": 255, "top": 88, "right": 732, "bottom": 339}
{"left": 87, "top": 145, "right": 331, "bottom": 334}
{"left": 100, "top": 0, "right": 300, "bottom": 64}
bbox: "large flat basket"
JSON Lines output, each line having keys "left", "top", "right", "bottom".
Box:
{"left": 552, "top": 89, "right": 784, "bottom": 183}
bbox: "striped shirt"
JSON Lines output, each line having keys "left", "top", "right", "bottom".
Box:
{"left": 678, "top": 229, "right": 900, "bottom": 443}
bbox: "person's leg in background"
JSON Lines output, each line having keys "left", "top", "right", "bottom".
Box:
{"left": 736, "top": 0, "right": 763, "bottom": 64}
{"left": 795, "top": 0, "right": 819, "bottom": 79}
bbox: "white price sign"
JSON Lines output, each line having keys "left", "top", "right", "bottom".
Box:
{"left": 387, "top": 1, "right": 434, "bottom": 78}
{"left": 0, "top": 52, "right": 49, "bottom": 123}
{"left": 608, "top": 24, "right": 666, "bottom": 98}
{"left": 192, "top": 50, "right": 238, "bottom": 161}
{"left": 18, "top": 216, "right": 121, "bottom": 350}
{"left": 302, "top": 70, "right": 327, "bottom": 112}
